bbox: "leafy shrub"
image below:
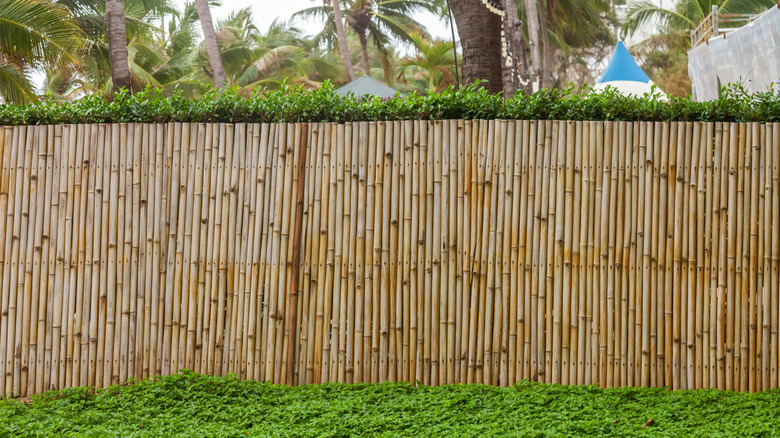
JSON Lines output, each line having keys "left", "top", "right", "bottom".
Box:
{"left": 2, "top": 370, "right": 780, "bottom": 437}
{"left": 1, "top": 82, "right": 779, "bottom": 125}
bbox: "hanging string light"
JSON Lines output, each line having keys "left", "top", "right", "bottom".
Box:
{"left": 480, "top": 0, "right": 529, "bottom": 88}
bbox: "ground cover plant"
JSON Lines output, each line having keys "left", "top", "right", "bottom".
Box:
{"left": 1, "top": 371, "right": 779, "bottom": 437}
{"left": 1, "top": 82, "right": 779, "bottom": 126}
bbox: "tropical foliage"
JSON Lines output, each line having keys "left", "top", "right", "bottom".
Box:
{"left": 294, "top": 0, "right": 439, "bottom": 80}
{"left": 0, "top": 0, "right": 775, "bottom": 102}
{"left": 397, "top": 33, "right": 456, "bottom": 94}
{"left": 0, "top": 0, "right": 84, "bottom": 103}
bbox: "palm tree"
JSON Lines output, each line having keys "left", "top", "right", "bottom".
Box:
{"left": 523, "top": 0, "right": 543, "bottom": 84}
{"left": 194, "top": 0, "right": 227, "bottom": 88}
{"left": 327, "top": 0, "right": 356, "bottom": 81}
{"left": 106, "top": 0, "right": 132, "bottom": 93}
{"left": 204, "top": 11, "right": 343, "bottom": 92}
{"left": 397, "top": 33, "right": 456, "bottom": 93}
{"left": 52, "top": 0, "right": 204, "bottom": 97}
{"left": 0, "top": 0, "right": 83, "bottom": 103}
{"left": 296, "top": 0, "right": 437, "bottom": 77}
{"left": 448, "top": 0, "right": 503, "bottom": 92}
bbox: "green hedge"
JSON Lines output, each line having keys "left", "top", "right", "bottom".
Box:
{"left": 1, "top": 82, "right": 779, "bottom": 125}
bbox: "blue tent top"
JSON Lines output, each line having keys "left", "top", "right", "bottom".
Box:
{"left": 598, "top": 42, "right": 651, "bottom": 84}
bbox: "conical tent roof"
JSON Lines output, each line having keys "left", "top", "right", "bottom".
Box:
{"left": 598, "top": 41, "right": 651, "bottom": 84}
{"left": 592, "top": 42, "right": 665, "bottom": 98}
{"left": 335, "top": 76, "right": 400, "bottom": 98}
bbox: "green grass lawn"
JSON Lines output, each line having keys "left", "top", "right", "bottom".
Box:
{"left": 2, "top": 370, "right": 779, "bottom": 437}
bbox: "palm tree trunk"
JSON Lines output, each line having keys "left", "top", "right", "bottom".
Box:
{"left": 539, "top": 0, "right": 551, "bottom": 88}
{"left": 331, "top": 0, "right": 355, "bottom": 81}
{"left": 523, "top": 0, "right": 543, "bottom": 85}
{"left": 105, "top": 0, "right": 131, "bottom": 93}
{"left": 448, "top": 0, "right": 503, "bottom": 93}
{"left": 195, "top": 0, "right": 227, "bottom": 88}
{"left": 359, "top": 33, "right": 371, "bottom": 76}
{"left": 501, "top": 0, "right": 532, "bottom": 95}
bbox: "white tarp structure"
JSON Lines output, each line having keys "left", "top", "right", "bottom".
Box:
{"left": 688, "top": 6, "right": 780, "bottom": 102}
{"left": 592, "top": 42, "right": 667, "bottom": 98}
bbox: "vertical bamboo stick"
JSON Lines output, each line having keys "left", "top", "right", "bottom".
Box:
{"left": 604, "top": 122, "right": 617, "bottom": 387}
{"left": 578, "top": 121, "right": 594, "bottom": 386}
{"left": 551, "top": 120, "right": 566, "bottom": 385}
{"left": 737, "top": 123, "right": 749, "bottom": 392}
{"left": 705, "top": 122, "right": 717, "bottom": 389}
{"left": 404, "top": 120, "right": 415, "bottom": 382}
{"left": 543, "top": 120, "right": 557, "bottom": 383}
{"left": 647, "top": 122, "right": 661, "bottom": 388}
{"left": 769, "top": 124, "right": 779, "bottom": 388}
{"left": 0, "top": 127, "right": 11, "bottom": 397}
{"left": 518, "top": 120, "right": 533, "bottom": 382}
{"left": 748, "top": 122, "right": 760, "bottom": 392}
{"left": 694, "top": 122, "right": 707, "bottom": 389}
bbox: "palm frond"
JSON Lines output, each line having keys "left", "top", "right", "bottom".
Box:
{"left": 0, "top": 60, "right": 36, "bottom": 104}
{"left": 0, "top": 0, "right": 84, "bottom": 67}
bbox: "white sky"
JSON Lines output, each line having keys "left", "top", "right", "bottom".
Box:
{"left": 212, "top": 0, "right": 454, "bottom": 41}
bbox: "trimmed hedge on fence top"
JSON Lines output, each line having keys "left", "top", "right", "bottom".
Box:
{"left": 1, "top": 82, "right": 779, "bottom": 125}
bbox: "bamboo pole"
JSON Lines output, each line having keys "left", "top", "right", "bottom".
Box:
{"left": 344, "top": 123, "right": 359, "bottom": 384}
{"left": 725, "top": 122, "right": 738, "bottom": 391}
{"left": 114, "top": 123, "right": 129, "bottom": 385}
{"left": 683, "top": 122, "right": 696, "bottom": 389}
{"left": 404, "top": 120, "right": 415, "bottom": 382}
{"left": 570, "top": 121, "right": 583, "bottom": 385}
{"left": 445, "top": 120, "right": 458, "bottom": 386}
{"left": 578, "top": 122, "right": 594, "bottom": 385}
{"left": 551, "top": 120, "right": 566, "bottom": 385}
{"left": 518, "top": 120, "right": 533, "bottom": 382}
{"left": 178, "top": 124, "right": 197, "bottom": 373}
{"left": 769, "top": 123, "right": 779, "bottom": 388}
{"left": 748, "top": 122, "right": 760, "bottom": 392}
{"left": 606, "top": 121, "right": 620, "bottom": 387}
{"left": 604, "top": 122, "right": 617, "bottom": 387}
{"left": 529, "top": 121, "right": 543, "bottom": 382}
{"left": 737, "top": 122, "right": 749, "bottom": 392}
{"left": 285, "top": 123, "right": 308, "bottom": 385}
{"left": 0, "top": 127, "right": 11, "bottom": 397}
{"left": 391, "top": 121, "right": 404, "bottom": 383}
{"left": 500, "top": 120, "right": 517, "bottom": 387}
{"left": 694, "top": 122, "right": 706, "bottom": 389}
{"left": 647, "top": 122, "right": 661, "bottom": 388}
{"left": 705, "top": 122, "right": 717, "bottom": 389}
{"left": 313, "top": 123, "right": 332, "bottom": 383}
{"left": 616, "top": 121, "right": 630, "bottom": 386}
{"left": 543, "top": 120, "right": 557, "bottom": 383}
{"left": 669, "top": 122, "right": 682, "bottom": 389}
{"left": 363, "top": 122, "right": 376, "bottom": 383}
{"left": 760, "top": 122, "right": 771, "bottom": 389}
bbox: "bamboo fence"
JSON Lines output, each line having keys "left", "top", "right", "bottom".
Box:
{"left": 0, "top": 121, "right": 778, "bottom": 397}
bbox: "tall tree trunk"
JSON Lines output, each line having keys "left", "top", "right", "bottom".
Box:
{"left": 523, "top": 0, "right": 543, "bottom": 85}
{"left": 106, "top": 0, "right": 131, "bottom": 94}
{"left": 358, "top": 33, "right": 370, "bottom": 76}
{"left": 539, "top": 0, "right": 551, "bottom": 88}
{"left": 195, "top": 0, "right": 227, "bottom": 89}
{"left": 501, "top": 0, "right": 532, "bottom": 95}
{"left": 331, "top": 0, "right": 355, "bottom": 81}
{"left": 448, "top": 0, "right": 503, "bottom": 93}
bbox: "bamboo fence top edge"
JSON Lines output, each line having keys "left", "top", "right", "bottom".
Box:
{"left": 2, "top": 120, "right": 780, "bottom": 128}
